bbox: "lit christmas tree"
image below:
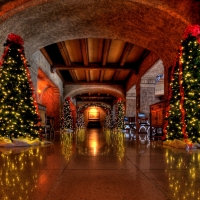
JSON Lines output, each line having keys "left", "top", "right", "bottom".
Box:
{"left": 163, "top": 25, "right": 200, "bottom": 144}
{"left": 60, "top": 97, "right": 73, "bottom": 130}
{"left": 104, "top": 111, "right": 112, "bottom": 129}
{"left": 116, "top": 98, "right": 125, "bottom": 129}
{"left": 76, "top": 112, "right": 85, "bottom": 128}
{"left": 0, "top": 33, "right": 41, "bottom": 141}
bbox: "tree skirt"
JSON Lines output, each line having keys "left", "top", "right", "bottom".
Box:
{"left": 163, "top": 139, "right": 200, "bottom": 149}
{"left": 0, "top": 138, "right": 51, "bottom": 147}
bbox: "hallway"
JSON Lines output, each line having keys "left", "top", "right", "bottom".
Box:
{"left": 1, "top": 129, "right": 200, "bottom": 200}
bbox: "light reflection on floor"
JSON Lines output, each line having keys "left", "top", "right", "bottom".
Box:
{"left": 1, "top": 128, "right": 200, "bottom": 200}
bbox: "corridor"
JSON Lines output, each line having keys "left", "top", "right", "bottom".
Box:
{"left": 0, "top": 129, "right": 200, "bottom": 200}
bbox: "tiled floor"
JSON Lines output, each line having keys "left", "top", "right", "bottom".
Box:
{"left": 1, "top": 128, "right": 200, "bottom": 200}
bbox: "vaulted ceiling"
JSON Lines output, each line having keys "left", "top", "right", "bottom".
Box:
{"left": 40, "top": 38, "right": 149, "bottom": 102}
{"left": 41, "top": 38, "right": 149, "bottom": 84}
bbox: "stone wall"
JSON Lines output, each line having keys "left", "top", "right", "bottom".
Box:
{"left": 29, "top": 50, "right": 63, "bottom": 96}
{"left": 140, "top": 87, "right": 155, "bottom": 118}
{"left": 29, "top": 50, "right": 63, "bottom": 131}
{"left": 126, "top": 85, "right": 136, "bottom": 117}
{"left": 126, "top": 98, "right": 136, "bottom": 117}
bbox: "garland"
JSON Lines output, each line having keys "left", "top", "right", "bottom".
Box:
{"left": 77, "top": 102, "right": 111, "bottom": 114}
{"left": 162, "top": 56, "right": 178, "bottom": 140}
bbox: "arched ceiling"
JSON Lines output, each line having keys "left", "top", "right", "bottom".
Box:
{"left": 0, "top": 0, "right": 199, "bottom": 58}
{"left": 0, "top": 0, "right": 199, "bottom": 102}
{"left": 64, "top": 84, "right": 125, "bottom": 103}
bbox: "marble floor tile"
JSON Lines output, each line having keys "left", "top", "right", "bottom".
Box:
{"left": 45, "top": 170, "right": 169, "bottom": 200}
{"left": 1, "top": 128, "right": 200, "bottom": 200}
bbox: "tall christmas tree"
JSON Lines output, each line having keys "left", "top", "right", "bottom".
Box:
{"left": 0, "top": 33, "right": 41, "bottom": 141}
{"left": 163, "top": 25, "right": 200, "bottom": 144}
{"left": 60, "top": 97, "right": 73, "bottom": 130}
{"left": 116, "top": 98, "right": 125, "bottom": 129}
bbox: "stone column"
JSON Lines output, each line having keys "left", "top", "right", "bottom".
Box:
{"left": 126, "top": 85, "right": 136, "bottom": 118}
{"left": 135, "top": 82, "right": 140, "bottom": 131}
{"left": 140, "top": 79, "right": 156, "bottom": 118}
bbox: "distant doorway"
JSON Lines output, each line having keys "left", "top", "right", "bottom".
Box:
{"left": 87, "top": 121, "right": 102, "bottom": 128}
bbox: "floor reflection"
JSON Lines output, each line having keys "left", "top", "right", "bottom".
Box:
{"left": 0, "top": 146, "right": 45, "bottom": 200}
{"left": 61, "top": 128, "right": 126, "bottom": 160}
{"left": 1, "top": 129, "right": 200, "bottom": 199}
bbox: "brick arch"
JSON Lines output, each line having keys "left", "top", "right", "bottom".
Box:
{"left": 0, "top": 0, "right": 199, "bottom": 69}
{"left": 64, "top": 85, "right": 125, "bottom": 101}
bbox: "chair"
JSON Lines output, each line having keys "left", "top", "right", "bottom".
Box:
{"left": 138, "top": 113, "right": 150, "bottom": 140}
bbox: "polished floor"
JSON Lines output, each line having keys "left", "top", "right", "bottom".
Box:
{"left": 1, "top": 128, "right": 200, "bottom": 200}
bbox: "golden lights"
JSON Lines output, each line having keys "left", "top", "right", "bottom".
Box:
{"left": 165, "top": 148, "right": 200, "bottom": 199}
{"left": 0, "top": 146, "right": 45, "bottom": 199}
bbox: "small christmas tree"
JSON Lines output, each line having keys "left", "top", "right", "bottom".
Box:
{"left": 116, "top": 98, "right": 125, "bottom": 129}
{"left": 0, "top": 33, "right": 41, "bottom": 141}
{"left": 104, "top": 111, "right": 112, "bottom": 129}
{"left": 163, "top": 25, "right": 200, "bottom": 144}
{"left": 76, "top": 111, "right": 85, "bottom": 128}
{"left": 60, "top": 97, "right": 73, "bottom": 130}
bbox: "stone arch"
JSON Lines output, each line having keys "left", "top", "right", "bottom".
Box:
{"left": 64, "top": 84, "right": 125, "bottom": 101}
{"left": 77, "top": 102, "right": 112, "bottom": 128}
{"left": 0, "top": 0, "right": 198, "bottom": 70}
{"left": 77, "top": 102, "right": 111, "bottom": 114}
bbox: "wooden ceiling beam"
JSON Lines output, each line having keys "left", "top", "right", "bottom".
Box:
{"left": 57, "top": 42, "right": 78, "bottom": 82}
{"left": 40, "top": 48, "right": 66, "bottom": 81}
{"left": 80, "top": 39, "right": 90, "bottom": 82}
{"left": 112, "top": 71, "right": 121, "bottom": 82}
{"left": 112, "top": 43, "right": 134, "bottom": 82}
{"left": 53, "top": 63, "right": 134, "bottom": 70}
{"left": 119, "top": 43, "right": 134, "bottom": 67}
{"left": 85, "top": 70, "right": 90, "bottom": 82}
{"left": 99, "top": 70, "right": 105, "bottom": 82}
{"left": 100, "top": 39, "right": 111, "bottom": 82}
{"left": 57, "top": 42, "right": 71, "bottom": 66}
{"left": 80, "top": 39, "right": 89, "bottom": 66}
{"left": 126, "top": 49, "right": 150, "bottom": 81}
{"left": 102, "top": 39, "right": 111, "bottom": 66}
{"left": 40, "top": 48, "right": 53, "bottom": 65}
{"left": 135, "top": 49, "right": 150, "bottom": 73}
{"left": 69, "top": 70, "right": 78, "bottom": 82}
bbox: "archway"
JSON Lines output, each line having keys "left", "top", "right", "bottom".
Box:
{"left": 77, "top": 103, "right": 112, "bottom": 128}
{"left": 0, "top": 0, "right": 196, "bottom": 73}
{"left": 37, "top": 68, "right": 60, "bottom": 131}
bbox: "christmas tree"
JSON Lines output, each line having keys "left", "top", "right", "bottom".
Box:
{"left": 76, "top": 112, "right": 85, "bottom": 128}
{"left": 0, "top": 33, "right": 41, "bottom": 141}
{"left": 60, "top": 97, "right": 73, "bottom": 130}
{"left": 104, "top": 111, "right": 112, "bottom": 129}
{"left": 116, "top": 98, "right": 125, "bottom": 129}
{"left": 163, "top": 25, "right": 200, "bottom": 144}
